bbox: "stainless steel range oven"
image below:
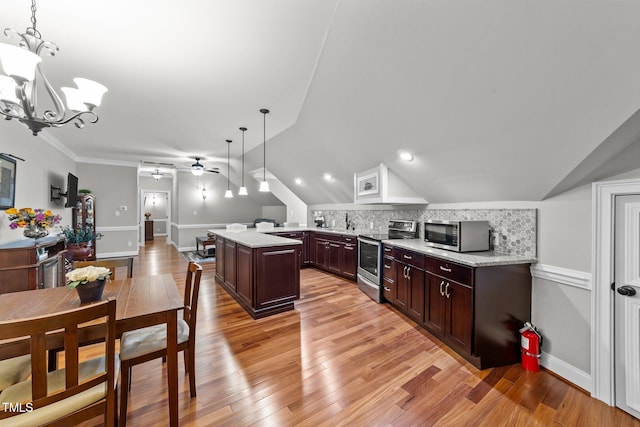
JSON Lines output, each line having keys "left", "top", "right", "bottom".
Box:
{"left": 357, "top": 220, "right": 418, "bottom": 303}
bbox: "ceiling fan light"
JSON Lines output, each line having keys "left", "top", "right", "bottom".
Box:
{"left": 238, "top": 186, "right": 248, "bottom": 196}
{"left": 259, "top": 180, "right": 270, "bottom": 192}
{"left": 224, "top": 189, "right": 233, "bottom": 198}
{"left": 191, "top": 166, "right": 203, "bottom": 176}
{"left": 0, "top": 43, "right": 41, "bottom": 83}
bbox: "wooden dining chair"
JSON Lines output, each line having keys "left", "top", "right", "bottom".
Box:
{"left": 118, "top": 261, "right": 203, "bottom": 425}
{"left": 0, "top": 299, "right": 118, "bottom": 426}
{"left": 73, "top": 257, "right": 134, "bottom": 281}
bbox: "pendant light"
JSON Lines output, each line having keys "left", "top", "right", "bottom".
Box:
{"left": 259, "top": 108, "right": 270, "bottom": 192}
{"left": 224, "top": 139, "right": 233, "bottom": 198}
{"left": 238, "top": 127, "right": 248, "bottom": 195}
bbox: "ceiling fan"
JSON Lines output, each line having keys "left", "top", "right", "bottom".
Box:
{"left": 186, "top": 157, "right": 220, "bottom": 176}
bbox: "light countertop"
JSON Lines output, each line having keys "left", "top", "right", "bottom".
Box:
{"left": 208, "top": 229, "right": 303, "bottom": 248}
{"left": 383, "top": 239, "right": 536, "bottom": 267}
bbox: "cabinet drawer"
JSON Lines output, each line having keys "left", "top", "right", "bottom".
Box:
{"left": 393, "top": 247, "right": 425, "bottom": 270}
{"left": 382, "top": 245, "right": 394, "bottom": 257}
{"left": 314, "top": 232, "right": 343, "bottom": 242}
{"left": 425, "top": 257, "right": 472, "bottom": 285}
{"left": 382, "top": 257, "right": 395, "bottom": 282}
{"left": 343, "top": 235, "right": 357, "bottom": 244}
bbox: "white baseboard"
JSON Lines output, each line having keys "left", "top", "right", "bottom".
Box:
{"left": 541, "top": 351, "right": 592, "bottom": 392}
{"left": 171, "top": 241, "right": 197, "bottom": 252}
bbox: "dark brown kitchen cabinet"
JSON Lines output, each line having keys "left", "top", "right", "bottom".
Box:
{"left": 341, "top": 242, "right": 357, "bottom": 279}
{"left": 394, "top": 247, "right": 425, "bottom": 323}
{"left": 214, "top": 235, "right": 300, "bottom": 319}
{"left": 327, "top": 242, "right": 342, "bottom": 274}
{"left": 224, "top": 239, "right": 237, "bottom": 291}
{"left": 236, "top": 244, "right": 253, "bottom": 306}
{"left": 309, "top": 232, "right": 357, "bottom": 281}
{"left": 271, "top": 231, "right": 310, "bottom": 265}
{"left": 383, "top": 242, "right": 531, "bottom": 369}
{"left": 425, "top": 273, "right": 472, "bottom": 354}
{"left": 382, "top": 246, "right": 396, "bottom": 303}
{"left": 215, "top": 236, "right": 225, "bottom": 283}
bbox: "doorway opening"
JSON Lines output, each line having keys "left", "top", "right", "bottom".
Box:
{"left": 140, "top": 190, "right": 171, "bottom": 247}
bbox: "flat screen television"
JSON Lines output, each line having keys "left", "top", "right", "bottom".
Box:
{"left": 0, "top": 153, "right": 16, "bottom": 210}
{"left": 65, "top": 173, "right": 78, "bottom": 208}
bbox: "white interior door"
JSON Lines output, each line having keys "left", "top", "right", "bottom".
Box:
{"left": 615, "top": 194, "right": 640, "bottom": 418}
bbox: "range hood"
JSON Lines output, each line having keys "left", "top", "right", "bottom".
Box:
{"left": 354, "top": 163, "right": 428, "bottom": 205}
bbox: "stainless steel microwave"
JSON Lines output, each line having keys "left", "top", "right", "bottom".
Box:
{"left": 424, "top": 220, "right": 490, "bottom": 252}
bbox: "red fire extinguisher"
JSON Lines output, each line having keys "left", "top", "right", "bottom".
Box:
{"left": 520, "top": 322, "right": 542, "bottom": 372}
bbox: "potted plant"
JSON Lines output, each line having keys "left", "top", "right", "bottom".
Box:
{"left": 66, "top": 265, "right": 111, "bottom": 303}
{"left": 62, "top": 226, "right": 100, "bottom": 261}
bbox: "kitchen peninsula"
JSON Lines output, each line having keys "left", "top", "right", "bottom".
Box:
{"left": 211, "top": 229, "right": 302, "bottom": 319}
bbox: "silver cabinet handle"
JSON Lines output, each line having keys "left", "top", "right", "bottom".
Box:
{"left": 383, "top": 286, "right": 391, "bottom": 292}
{"left": 406, "top": 267, "right": 411, "bottom": 280}
{"left": 384, "top": 264, "right": 391, "bottom": 269}
{"left": 403, "top": 254, "right": 412, "bottom": 260}
{"left": 445, "top": 283, "right": 451, "bottom": 298}
{"left": 440, "top": 266, "right": 452, "bottom": 272}
{"left": 439, "top": 280, "right": 445, "bottom": 297}
{"left": 384, "top": 247, "right": 392, "bottom": 252}
{"left": 403, "top": 265, "right": 408, "bottom": 279}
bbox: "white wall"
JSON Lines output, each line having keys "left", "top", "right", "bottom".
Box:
{"left": 0, "top": 126, "right": 75, "bottom": 245}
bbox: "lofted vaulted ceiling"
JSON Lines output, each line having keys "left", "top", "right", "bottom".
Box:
{"left": 3, "top": 0, "right": 640, "bottom": 204}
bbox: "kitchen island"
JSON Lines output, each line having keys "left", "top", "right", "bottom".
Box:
{"left": 210, "top": 229, "right": 302, "bottom": 319}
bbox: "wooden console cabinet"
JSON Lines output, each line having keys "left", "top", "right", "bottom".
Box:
{"left": 0, "top": 236, "right": 67, "bottom": 294}
{"left": 385, "top": 246, "right": 531, "bottom": 369}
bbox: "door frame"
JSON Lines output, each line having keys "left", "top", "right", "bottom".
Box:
{"left": 140, "top": 189, "right": 171, "bottom": 247}
{"left": 592, "top": 178, "right": 640, "bottom": 405}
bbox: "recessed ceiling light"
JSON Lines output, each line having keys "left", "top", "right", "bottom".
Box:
{"left": 295, "top": 178, "right": 303, "bottom": 185}
{"left": 323, "top": 173, "right": 333, "bottom": 181}
{"left": 398, "top": 150, "right": 414, "bottom": 161}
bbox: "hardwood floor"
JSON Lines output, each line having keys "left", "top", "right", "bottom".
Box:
{"left": 83, "top": 240, "right": 639, "bottom": 426}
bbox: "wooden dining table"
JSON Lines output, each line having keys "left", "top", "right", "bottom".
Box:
{"left": 0, "top": 274, "right": 184, "bottom": 426}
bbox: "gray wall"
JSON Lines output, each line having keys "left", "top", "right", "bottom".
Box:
{"left": 76, "top": 163, "right": 138, "bottom": 257}
{"left": 172, "top": 171, "right": 271, "bottom": 249}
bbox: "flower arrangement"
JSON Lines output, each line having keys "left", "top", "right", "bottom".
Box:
{"left": 66, "top": 265, "right": 112, "bottom": 289}
{"left": 144, "top": 212, "right": 152, "bottom": 220}
{"left": 5, "top": 208, "right": 62, "bottom": 230}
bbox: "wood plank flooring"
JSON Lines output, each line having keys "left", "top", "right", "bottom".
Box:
{"left": 80, "top": 240, "right": 639, "bottom": 426}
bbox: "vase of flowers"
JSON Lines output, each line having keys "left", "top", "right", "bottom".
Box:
{"left": 5, "top": 208, "right": 62, "bottom": 240}
{"left": 144, "top": 212, "right": 151, "bottom": 220}
{"left": 66, "top": 265, "right": 112, "bottom": 303}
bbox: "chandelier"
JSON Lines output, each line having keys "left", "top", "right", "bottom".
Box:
{"left": 0, "top": 0, "right": 107, "bottom": 135}
{"left": 151, "top": 169, "right": 163, "bottom": 180}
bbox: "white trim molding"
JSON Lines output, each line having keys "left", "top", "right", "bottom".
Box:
{"left": 592, "top": 178, "right": 640, "bottom": 406}
{"left": 530, "top": 264, "right": 591, "bottom": 290}
{"left": 96, "top": 226, "right": 138, "bottom": 232}
{"left": 541, "top": 351, "right": 591, "bottom": 393}
{"left": 172, "top": 222, "right": 252, "bottom": 230}
{"left": 97, "top": 250, "right": 138, "bottom": 259}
